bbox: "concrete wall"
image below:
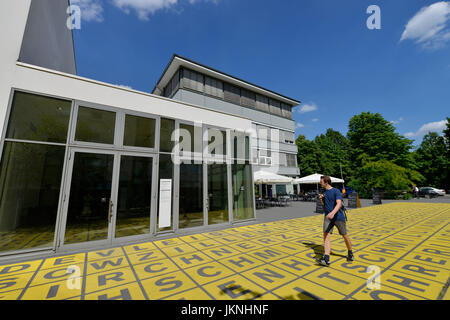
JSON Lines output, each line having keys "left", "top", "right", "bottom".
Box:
{"left": 19, "top": 0, "right": 76, "bottom": 75}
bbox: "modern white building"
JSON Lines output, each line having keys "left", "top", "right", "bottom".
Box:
{"left": 0, "top": 0, "right": 262, "bottom": 261}
{"left": 152, "top": 55, "right": 301, "bottom": 197}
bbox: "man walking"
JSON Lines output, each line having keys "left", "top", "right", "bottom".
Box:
{"left": 317, "top": 175, "right": 353, "bottom": 266}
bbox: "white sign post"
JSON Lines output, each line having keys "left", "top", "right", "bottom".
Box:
{"left": 158, "top": 179, "right": 172, "bottom": 228}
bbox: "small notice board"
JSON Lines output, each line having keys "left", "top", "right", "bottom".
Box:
{"left": 158, "top": 179, "right": 172, "bottom": 228}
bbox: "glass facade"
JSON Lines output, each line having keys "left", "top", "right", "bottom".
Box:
{"left": 0, "top": 90, "right": 255, "bottom": 255}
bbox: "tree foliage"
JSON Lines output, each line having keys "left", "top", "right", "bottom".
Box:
{"left": 295, "top": 134, "right": 321, "bottom": 176}
{"left": 348, "top": 160, "right": 419, "bottom": 198}
{"left": 296, "top": 129, "right": 350, "bottom": 180}
{"left": 347, "top": 112, "right": 414, "bottom": 170}
{"left": 413, "top": 131, "right": 449, "bottom": 189}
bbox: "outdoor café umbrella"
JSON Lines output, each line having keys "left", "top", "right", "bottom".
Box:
{"left": 293, "top": 173, "right": 344, "bottom": 191}
{"left": 253, "top": 170, "right": 294, "bottom": 184}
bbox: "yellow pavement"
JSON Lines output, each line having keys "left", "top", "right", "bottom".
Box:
{"left": 0, "top": 203, "right": 449, "bottom": 300}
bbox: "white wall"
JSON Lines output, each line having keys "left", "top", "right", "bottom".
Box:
{"left": 0, "top": 0, "right": 32, "bottom": 139}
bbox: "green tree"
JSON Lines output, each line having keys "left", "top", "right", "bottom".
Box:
{"left": 296, "top": 135, "right": 321, "bottom": 176}
{"left": 313, "top": 129, "right": 351, "bottom": 181}
{"left": 348, "top": 160, "right": 423, "bottom": 199}
{"left": 443, "top": 117, "right": 450, "bottom": 163}
{"left": 444, "top": 117, "right": 450, "bottom": 191}
{"left": 347, "top": 112, "right": 414, "bottom": 170}
{"left": 413, "top": 132, "right": 448, "bottom": 189}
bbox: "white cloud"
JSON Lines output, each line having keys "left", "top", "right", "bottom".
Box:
{"left": 71, "top": 0, "right": 104, "bottom": 22}
{"left": 111, "top": 0, "right": 218, "bottom": 20}
{"left": 400, "top": 1, "right": 450, "bottom": 49}
{"left": 404, "top": 120, "right": 447, "bottom": 137}
{"left": 116, "top": 84, "right": 133, "bottom": 89}
{"left": 298, "top": 103, "right": 318, "bottom": 114}
{"left": 312, "top": 118, "right": 319, "bottom": 122}
{"left": 296, "top": 123, "right": 305, "bottom": 129}
{"left": 390, "top": 117, "right": 403, "bottom": 125}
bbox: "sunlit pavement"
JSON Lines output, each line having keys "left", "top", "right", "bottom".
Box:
{"left": 0, "top": 202, "right": 449, "bottom": 300}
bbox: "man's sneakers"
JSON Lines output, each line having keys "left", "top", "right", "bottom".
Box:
{"left": 347, "top": 251, "right": 354, "bottom": 262}
{"left": 316, "top": 255, "right": 330, "bottom": 267}
{"left": 317, "top": 252, "right": 353, "bottom": 266}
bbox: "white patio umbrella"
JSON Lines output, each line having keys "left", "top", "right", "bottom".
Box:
{"left": 253, "top": 170, "right": 294, "bottom": 184}
{"left": 293, "top": 173, "right": 344, "bottom": 184}
{"left": 293, "top": 173, "right": 344, "bottom": 192}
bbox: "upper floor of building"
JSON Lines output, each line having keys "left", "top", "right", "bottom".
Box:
{"left": 152, "top": 55, "right": 301, "bottom": 131}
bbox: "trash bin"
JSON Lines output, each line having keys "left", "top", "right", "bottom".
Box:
{"left": 348, "top": 192, "right": 359, "bottom": 208}
{"left": 372, "top": 190, "right": 383, "bottom": 205}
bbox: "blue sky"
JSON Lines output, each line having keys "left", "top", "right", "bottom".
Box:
{"left": 71, "top": 0, "right": 450, "bottom": 147}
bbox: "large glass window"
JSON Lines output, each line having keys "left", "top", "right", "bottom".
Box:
{"left": 256, "top": 94, "right": 269, "bottom": 113}
{"left": 75, "top": 106, "right": 116, "bottom": 144}
{"left": 182, "top": 69, "right": 204, "bottom": 93}
{"left": 6, "top": 91, "right": 71, "bottom": 143}
{"left": 115, "top": 156, "right": 153, "bottom": 238}
{"left": 205, "top": 76, "right": 224, "bottom": 99}
{"left": 224, "top": 83, "right": 240, "bottom": 105}
{"left": 269, "top": 99, "right": 282, "bottom": 116}
{"left": 123, "top": 115, "right": 156, "bottom": 148}
{"left": 0, "top": 142, "right": 65, "bottom": 252}
{"left": 207, "top": 128, "right": 227, "bottom": 157}
{"left": 0, "top": 91, "right": 71, "bottom": 253}
{"left": 286, "top": 153, "right": 297, "bottom": 167}
{"left": 241, "top": 89, "right": 256, "bottom": 108}
{"left": 179, "top": 123, "right": 202, "bottom": 155}
{"left": 160, "top": 118, "right": 175, "bottom": 153}
{"left": 231, "top": 131, "right": 250, "bottom": 160}
{"left": 179, "top": 164, "right": 203, "bottom": 229}
{"left": 232, "top": 162, "right": 254, "bottom": 221}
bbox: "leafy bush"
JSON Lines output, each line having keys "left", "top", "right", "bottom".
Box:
{"left": 348, "top": 160, "right": 423, "bottom": 199}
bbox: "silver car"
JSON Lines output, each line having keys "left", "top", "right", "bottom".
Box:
{"left": 419, "top": 187, "right": 445, "bottom": 197}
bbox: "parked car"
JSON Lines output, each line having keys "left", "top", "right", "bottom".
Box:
{"left": 419, "top": 187, "right": 445, "bottom": 198}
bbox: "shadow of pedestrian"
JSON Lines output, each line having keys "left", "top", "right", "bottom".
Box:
{"left": 301, "top": 242, "right": 347, "bottom": 259}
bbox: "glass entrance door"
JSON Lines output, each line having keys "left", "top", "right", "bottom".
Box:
{"left": 206, "top": 162, "right": 229, "bottom": 225}
{"left": 60, "top": 149, "right": 155, "bottom": 248}
{"left": 62, "top": 150, "right": 116, "bottom": 245}
{"left": 114, "top": 154, "right": 155, "bottom": 239}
